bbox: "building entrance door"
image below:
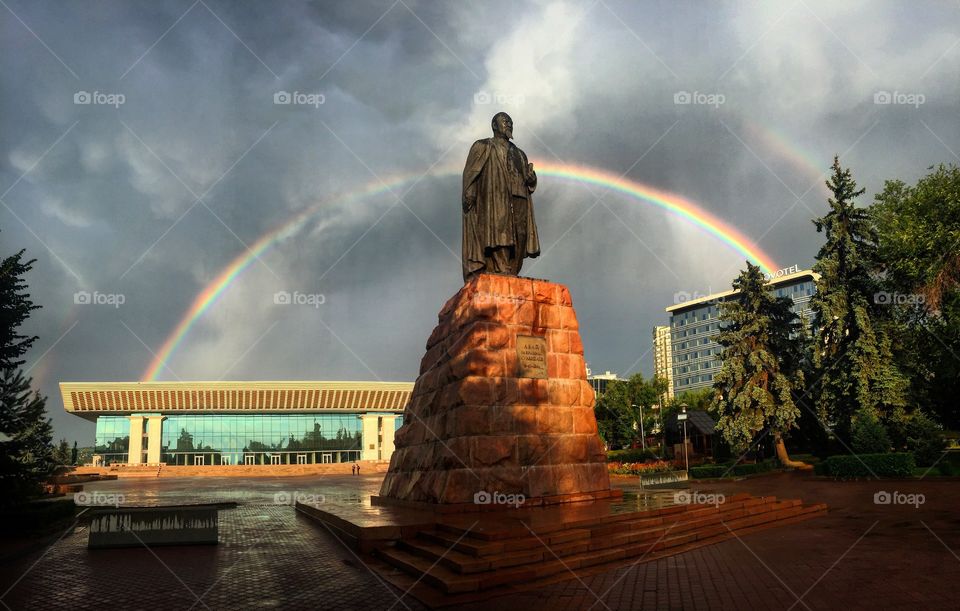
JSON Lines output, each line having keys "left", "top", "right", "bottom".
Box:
{"left": 270, "top": 454, "right": 281, "bottom": 465}
{"left": 297, "top": 454, "right": 307, "bottom": 465}
{"left": 244, "top": 455, "right": 255, "bottom": 465}
{"left": 321, "top": 453, "right": 332, "bottom": 464}
{"left": 193, "top": 455, "right": 204, "bottom": 466}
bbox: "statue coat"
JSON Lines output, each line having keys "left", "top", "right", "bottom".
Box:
{"left": 461, "top": 137, "right": 540, "bottom": 280}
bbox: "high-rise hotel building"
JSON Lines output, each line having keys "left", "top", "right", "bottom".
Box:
{"left": 663, "top": 266, "right": 819, "bottom": 396}
{"left": 652, "top": 326, "right": 674, "bottom": 401}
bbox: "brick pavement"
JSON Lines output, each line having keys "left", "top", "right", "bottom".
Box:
{"left": 2, "top": 472, "right": 958, "bottom": 610}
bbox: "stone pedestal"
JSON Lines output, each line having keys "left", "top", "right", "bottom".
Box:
{"left": 378, "top": 274, "right": 611, "bottom": 506}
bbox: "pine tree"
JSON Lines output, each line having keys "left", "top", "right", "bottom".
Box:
{"left": 0, "top": 250, "right": 40, "bottom": 369}
{"left": 0, "top": 369, "right": 55, "bottom": 504}
{"left": 711, "top": 262, "right": 808, "bottom": 467}
{"left": 811, "top": 157, "right": 906, "bottom": 442}
{"left": 0, "top": 240, "right": 54, "bottom": 505}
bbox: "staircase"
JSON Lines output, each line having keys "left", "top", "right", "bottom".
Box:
{"left": 375, "top": 493, "right": 826, "bottom": 601}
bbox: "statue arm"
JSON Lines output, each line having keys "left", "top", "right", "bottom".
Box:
{"left": 462, "top": 140, "right": 487, "bottom": 212}
{"left": 521, "top": 150, "right": 537, "bottom": 193}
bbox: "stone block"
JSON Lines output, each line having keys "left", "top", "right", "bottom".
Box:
{"left": 471, "top": 436, "right": 517, "bottom": 467}
{"left": 380, "top": 274, "right": 610, "bottom": 505}
{"left": 536, "top": 406, "right": 573, "bottom": 435}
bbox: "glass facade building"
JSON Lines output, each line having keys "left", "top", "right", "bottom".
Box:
{"left": 65, "top": 381, "right": 413, "bottom": 467}
{"left": 664, "top": 269, "right": 819, "bottom": 396}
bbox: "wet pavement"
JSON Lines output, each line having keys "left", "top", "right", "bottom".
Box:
{"left": 1, "top": 472, "right": 958, "bottom": 610}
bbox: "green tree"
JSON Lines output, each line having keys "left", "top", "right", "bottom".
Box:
{"left": 850, "top": 410, "right": 891, "bottom": 454}
{"left": 0, "top": 249, "right": 40, "bottom": 369}
{"left": 52, "top": 438, "right": 72, "bottom": 465}
{"left": 810, "top": 157, "right": 907, "bottom": 441}
{"left": 872, "top": 164, "right": 960, "bottom": 429}
{"left": 594, "top": 373, "right": 663, "bottom": 450}
{"left": 710, "top": 262, "right": 809, "bottom": 467}
{"left": 0, "top": 244, "right": 54, "bottom": 505}
{"left": 0, "top": 369, "right": 55, "bottom": 504}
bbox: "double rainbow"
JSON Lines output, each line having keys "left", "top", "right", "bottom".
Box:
{"left": 142, "top": 161, "right": 777, "bottom": 381}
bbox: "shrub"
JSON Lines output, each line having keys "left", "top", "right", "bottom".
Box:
{"left": 819, "top": 453, "right": 915, "bottom": 478}
{"left": 607, "top": 448, "right": 660, "bottom": 463}
{"left": 689, "top": 459, "right": 777, "bottom": 479}
{"left": 689, "top": 465, "right": 726, "bottom": 479}
{"left": 851, "top": 411, "right": 891, "bottom": 454}
{"left": 906, "top": 413, "right": 947, "bottom": 467}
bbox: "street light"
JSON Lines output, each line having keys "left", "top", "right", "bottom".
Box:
{"left": 678, "top": 402, "right": 689, "bottom": 472}
{"left": 632, "top": 403, "right": 645, "bottom": 451}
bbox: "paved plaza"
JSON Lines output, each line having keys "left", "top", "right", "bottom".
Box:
{"left": 2, "top": 472, "right": 958, "bottom": 610}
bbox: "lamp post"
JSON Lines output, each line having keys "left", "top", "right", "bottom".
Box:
{"left": 678, "top": 402, "right": 689, "bottom": 472}
{"left": 632, "top": 403, "right": 646, "bottom": 451}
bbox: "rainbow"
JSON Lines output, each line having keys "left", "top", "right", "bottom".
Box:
{"left": 142, "top": 161, "right": 777, "bottom": 381}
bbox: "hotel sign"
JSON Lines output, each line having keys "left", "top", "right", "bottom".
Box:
{"left": 766, "top": 264, "right": 800, "bottom": 280}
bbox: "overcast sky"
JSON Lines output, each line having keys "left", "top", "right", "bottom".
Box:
{"left": 2, "top": 0, "right": 958, "bottom": 444}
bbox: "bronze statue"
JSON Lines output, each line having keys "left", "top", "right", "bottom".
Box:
{"left": 461, "top": 112, "right": 540, "bottom": 282}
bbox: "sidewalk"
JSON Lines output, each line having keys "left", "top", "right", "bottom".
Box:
{"left": 1, "top": 472, "right": 956, "bottom": 610}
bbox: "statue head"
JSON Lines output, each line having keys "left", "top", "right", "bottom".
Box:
{"left": 491, "top": 112, "right": 513, "bottom": 140}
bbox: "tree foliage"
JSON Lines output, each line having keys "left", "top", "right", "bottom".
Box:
{"left": 0, "top": 238, "right": 53, "bottom": 505}
{"left": 711, "top": 262, "right": 802, "bottom": 454}
{"left": 872, "top": 164, "right": 960, "bottom": 429}
{"left": 810, "top": 157, "right": 907, "bottom": 441}
{"left": 594, "top": 373, "right": 666, "bottom": 450}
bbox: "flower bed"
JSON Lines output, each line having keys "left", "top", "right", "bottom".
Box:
{"left": 607, "top": 460, "right": 673, "bottom": 475}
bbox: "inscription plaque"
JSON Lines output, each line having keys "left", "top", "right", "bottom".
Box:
{"left": 516, "top": 335, "right": 548, "bottom": 379}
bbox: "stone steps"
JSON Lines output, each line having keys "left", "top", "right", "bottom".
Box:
{"left": 375, "top": 494, "right": 826, "bottom": 597}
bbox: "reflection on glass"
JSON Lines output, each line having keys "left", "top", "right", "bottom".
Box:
{"left": 159, "top": 414, "right": 364, "bottom": 465}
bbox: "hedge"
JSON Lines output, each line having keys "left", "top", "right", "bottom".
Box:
{"left": 817, "top": 453, "right": 916, "bottom": 479}
{"left": 690, "top": 459, "right": 777, "bottom": 479}
{"left": 690, "top": 465, "right": 726, "bottom": 479}
{"left": 607, "top": 448, "right": 661, "bottom": 463}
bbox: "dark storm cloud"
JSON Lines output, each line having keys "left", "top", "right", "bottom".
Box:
{"left": 1, "top": 0, "right": 958, "bottom": 443}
